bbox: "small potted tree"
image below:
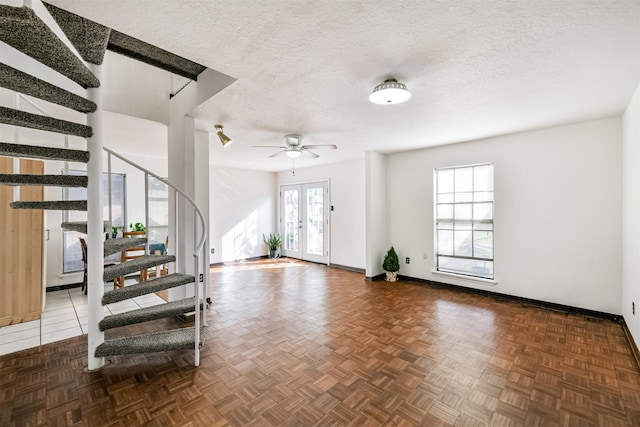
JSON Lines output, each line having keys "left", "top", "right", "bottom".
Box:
{"left": 263, "top": 233, "right": 282, "bottom": 258}
{"left": 382, "top": 246, "right": 400, "bottom": 282}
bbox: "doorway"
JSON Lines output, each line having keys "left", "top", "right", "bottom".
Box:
{"left": 280, "top": 182, "right": 329, "bottom": 264}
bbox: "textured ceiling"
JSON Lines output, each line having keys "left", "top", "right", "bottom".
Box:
{"left": 48, "top": 0, "right": 640, "bottom": 172}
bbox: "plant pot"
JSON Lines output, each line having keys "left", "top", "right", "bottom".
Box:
{"left": 385, "top": 271, "right": 397, "bottom": 282}
{"left": 269, "top": 249, "right": 277, "bottom": 258}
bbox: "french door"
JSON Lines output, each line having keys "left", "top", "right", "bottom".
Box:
{"left": 280, "top": 182, "right": 329, "bottom": 264}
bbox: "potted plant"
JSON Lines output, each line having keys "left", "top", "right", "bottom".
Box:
{"left": 382, "top": 246, "right": 400, "bottom": 282}
{"left": 112, "top": 226, "right": 118, "bottom": 239}
{"left": 263, "top": 233, "right": 282, "bottom": 258}
{"left": 129, "top": 222, "right": 146, "bottom": 232}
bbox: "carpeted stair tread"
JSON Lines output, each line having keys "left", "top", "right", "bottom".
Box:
{"left": 95, "top": 326, "right": 206, "bottom": 357}
{"left": 108, "top": 30, "right": 206, "bottom": 81}
{"left": 0, "top": 63, "right": 97, "bottom": 113}
{"left": 43, "top": 3, "right": 111, "bottom": 66}
{"left": 0, "top": 174, "right": 87, "bottom": 187}
{"left": 102, "top": 273, "right": 194, "bottom": 305}
{"left": 104, "top": 237, "right": 147, "bottom": 257}
{"left": 0, "top": 106, "right": 92, "bottom": 138}
{"left": 99, "top": 297, "right": 196, "bottom": 331}
{"left": 61, "top": 220, "right": 111, "bottom": 233}
{"left": 0, "top": 5, "right": 99, "bottom": 88}
{"left": 0, "top": 142, "right": 89, "bottom": 163}
{"left": 104, "top": 255, "right": 175, "bottom": 282}
{"left": 11, "top": 200, "right": 86, "bottom": 210}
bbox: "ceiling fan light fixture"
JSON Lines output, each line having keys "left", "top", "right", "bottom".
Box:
{"left": 214, "top": 124, "right": 232, "bottom": 147}
{"left": 286, "top": 150, "right": 302, "bottom": 159}
{"left": 369, "top": 78, "right": 411, "bottom": 105}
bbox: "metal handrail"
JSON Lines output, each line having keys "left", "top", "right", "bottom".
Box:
{"left": 104, "top": 147, "right": 208, "bottom": 365}
{"left": 102, "top": 147, "right": 208, "bottom": 257}
{"left": 15, "top": 89, "right": 207, "bottom": 365}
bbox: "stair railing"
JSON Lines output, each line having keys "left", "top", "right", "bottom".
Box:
{"left": 15, "top": 92, "right": 209, "bottom": 365}
{"left": 103, "top": 147, "right": 209, "bottom": 364}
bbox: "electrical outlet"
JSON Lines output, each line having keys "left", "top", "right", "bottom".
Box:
{"left": 199, "top": 274, "right": 204, "bottom": 283}
{"left": 211, "top": 248, "right": 215, "bottom": 254}
{"left": 405, "top": 257, "right": 410, "bottom": 264}
{"left": 423, "top": 252, "right": 428, "bottom": 259}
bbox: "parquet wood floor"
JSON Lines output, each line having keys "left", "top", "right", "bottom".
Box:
{"left": 2, "top": 259, "right": 639, "bottom": 426}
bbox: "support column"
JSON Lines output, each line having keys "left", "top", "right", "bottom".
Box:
{"left": 86, "top": 63, "right": 104, "bottom": 371}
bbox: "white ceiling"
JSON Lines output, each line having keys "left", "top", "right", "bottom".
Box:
{"left": 49, "top": 0, "right": 640, "bottom": 172}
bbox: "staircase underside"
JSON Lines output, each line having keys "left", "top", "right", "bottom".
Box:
{"left": 0, "top": 174, "right": 87, "bottom": 187}
{"left": 61, "top": 220, "right": 111, "bottom": 234}
{"left": 0, "top": 5, "right": 99, "bottom": 88}
{"left": 0, "top": 142, "right": 89, "bottom": 163}
{"left": 42, "top": 2, "right": 206, "bottom": 81}
{"left": 43, "top": 2, "right": 110, "bottom": 65}
{"left": 0, "top": 106, "right": 92, "bottom": 138}
{"left": 11, "top": 200, "right": 87, "bottom": 210}
{"left": 0, "top": 64, "right": 97, "bottom": 113}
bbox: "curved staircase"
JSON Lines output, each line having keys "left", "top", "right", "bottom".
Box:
{"left": 0, "top": 1, "right": 207, "bottom": 368}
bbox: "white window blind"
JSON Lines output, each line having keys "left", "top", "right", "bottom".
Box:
{"left": 435, "top": 163, "right": 494, "bottom": 279}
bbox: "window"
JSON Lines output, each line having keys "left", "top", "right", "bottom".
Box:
{"left": 62, "top": 172, "right": 126, "bottom": 273}
{"left": 147, "top": 176, "right": 169, "bottom": 244}
{"left": 434, "top": 163, "right": 494, "bottom": 279}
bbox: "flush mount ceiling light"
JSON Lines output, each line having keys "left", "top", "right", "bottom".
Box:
{"left": 369, "top": 78, "right": 411, "bottom": 105}
{"left": 214, "top": 124, "right": 232, "bottom": 147}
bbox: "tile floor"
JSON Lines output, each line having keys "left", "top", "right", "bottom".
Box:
{"left": 0, "top": 280, "right": 165, "bottom": 356}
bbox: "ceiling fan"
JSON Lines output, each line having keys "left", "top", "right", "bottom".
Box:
{"left": 253, "top": 134, "right": 337, "bottom": 159}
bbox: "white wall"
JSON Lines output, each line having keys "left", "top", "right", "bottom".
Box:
{"left": 365, "top": 151, "right": 388, "bottom": 277}
{"left": 210, "top": 167, "right": 277, "bottom": 263}
{"left": 623, "top": 82, "right": 640, "bottom": 343}
{"left": 277, "top": 157, "right": 366, "bottom": 270}
{"left": 387, "top": 118, "right": 622, "bottom": 314}
{"left": 102, "top": 52, "right": 171, "bottom": 125}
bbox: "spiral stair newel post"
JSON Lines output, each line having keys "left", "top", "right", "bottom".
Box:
{"left": 86, "top": 62, "right": 105, "bottom": 371}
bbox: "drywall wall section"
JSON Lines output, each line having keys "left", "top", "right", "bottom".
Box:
{"left": 387, "top": 118, "right": 622, "bottom": 314}
{"left": 365, "top": 151, "right": 388, "bottom": 278}
{"left": 209, "top": 167, "right": 276, "bottom": 263}
{"left": 623, "top": 82, "right": 640, "bottom": 343}
{"left": 277, "top": 157, "right": 366, "bottom": 270}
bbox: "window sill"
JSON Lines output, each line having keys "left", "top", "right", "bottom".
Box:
{"left": 431, "top": 270, "right": 498, "bottom": 286}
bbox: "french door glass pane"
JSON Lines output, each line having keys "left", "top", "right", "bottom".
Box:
{"left": 284, "top": 189, "right": 299, "bottom": 251}
{"left": 306, "top": 188, "right": 324, "bottom": 256}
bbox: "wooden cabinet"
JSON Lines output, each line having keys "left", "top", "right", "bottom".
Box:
{"left": 0, "top": 157, "right": 44, "bottom": 326}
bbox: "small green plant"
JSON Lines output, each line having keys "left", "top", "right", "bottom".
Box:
{"left": 112, "top": 226, "right": 118, "bottom": 238}
{"left": 263, "top": 233, "right": 282, "bottom": 250}
{"left": 382, "top": 246, "right": 400, "bottom": 272}
{"left": 129, "top": 222, "right": 146, "bottom": 232}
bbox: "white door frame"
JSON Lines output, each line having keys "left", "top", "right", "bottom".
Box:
{"left": 279, "top": 180, "right": 330, "bottom": 264}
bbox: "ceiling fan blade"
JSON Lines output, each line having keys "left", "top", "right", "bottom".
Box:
{"left": 269, "top": 150, "right": 287, "bottom": 158}
{"left": 305, "top": 150, "right": 320, "bottom": 159}
{"left": 252, "top": 145, "right": 288, "bottom": 149}
{"left": 301, "top": 144, "right": 337, "bottom": 150}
